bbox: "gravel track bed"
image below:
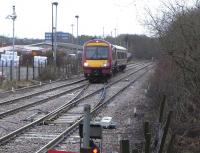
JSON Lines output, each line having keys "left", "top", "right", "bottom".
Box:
{"left": 0, "top": 83, "right": 86, "bottom": 113}
{"left": 81, "top": 84, "right": 105, "bottom": 97}
{"left": 0, "top": 89, "right": 82, "bottom": 138}
{"left": 0, "top": 85, "right": 106, "bottom": 153}
{"left": 0, "top": 63, "right": 152, "bottom": 153}
{"left": 53, "top": 68, "right": 153, "bottom": 153}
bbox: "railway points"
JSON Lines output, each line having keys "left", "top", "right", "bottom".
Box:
{"left": 0, "top": 61, "right": 153, "bottom": 153}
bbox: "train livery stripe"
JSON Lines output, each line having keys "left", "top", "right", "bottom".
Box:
{"left": 86, "top": 60, "right": 108, "bottom": 67}
{"left": 86, "top": 42, "right": 109, "bottom": 47}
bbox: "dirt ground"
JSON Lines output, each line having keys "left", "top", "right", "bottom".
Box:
{"left": 97, "top": 70, "right": 154, "bottom": 153}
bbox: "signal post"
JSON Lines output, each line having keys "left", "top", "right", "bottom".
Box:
{"left": 80, "top": 104, "right": 102, "bottom": 153}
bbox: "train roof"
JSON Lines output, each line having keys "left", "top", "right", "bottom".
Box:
{"left": 84, "top": 39, "right": 127, "bottom": 51}
{"left": 112, "top": 45, "right": 127, "bottom": 51}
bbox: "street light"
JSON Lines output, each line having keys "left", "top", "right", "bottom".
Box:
{"left": 75, "top": 15, "right": 79, "bottom": 51}
{"left": 6, "top": 5, "right": 17, "bottom": 80}
{"left": 114, "top": 28, "right": 117, "bottom": 44}
{"left": 71, "top": 24, "right": 74, "bottom": 43}
{"left": 52, "top": 2, "right": 58, "bottom": 67}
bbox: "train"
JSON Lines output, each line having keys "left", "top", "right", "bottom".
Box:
{"left": 82, "top": 39, "right": 128, "bottom": 82}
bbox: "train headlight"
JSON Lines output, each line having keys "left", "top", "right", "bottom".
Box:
{"left": 102, "top": 63, "right": 110, "bottom": 67}
{"left": 84, "top": 62, "right": 88, "bottom": 67}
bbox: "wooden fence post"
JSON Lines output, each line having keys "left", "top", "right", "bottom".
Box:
{"left": 166, "top": 134, "right": 176, "bottom": 153}
{"left": 1, "top": 61, "right": 4, "bottom": 81}
{"left": 18, "top": 60, "right": 21, "bottom": 81}
{"left": 26, "top": 60, "right": 29, "bottom": 81}
{"left": 159, "top": 95, "right": 166, "bottom": 123}
{"left": 120, "top": 140, "right": 130, "bottom": 153}
{"left": 144, "top": 122, "right": 150, "bottom": 139}
{"left": 144, "top": 122, "right": 151, "bottom": 153}
{"left": 32, "top": 58, "right": 35, "bottom": 80}
{"left": 10, "top": 60, "right": 12, "bottom": 81}
{"left": 158, "top": 111, "right": 173, "bottom": 153}
{"left": 132, "top": 149, "right": 138, "bottom": 153}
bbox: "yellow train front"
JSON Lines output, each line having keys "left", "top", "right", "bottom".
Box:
{"left": 82, "top": 39, "right": 127, "bottom": 82}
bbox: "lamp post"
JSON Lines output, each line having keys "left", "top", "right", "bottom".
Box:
{"left": 114, "top": 28, "right": 117, "bottom": 44}
{"left": 75, "top": 15, "right": 79, "bottom": 51}
{"left": 103, "top": 27, "right": 104, "bottom": 39}
{"left": 6, "top": 6, "right": 17, "bottom": 81}
{"left": 51, "top": 3, "right": 54, "bottom": 51}
{"left": 71, "top": 24, "right": 74, "bottom": 43}
{"left": 52, "top": 2, "right": 58, "bottom": 67}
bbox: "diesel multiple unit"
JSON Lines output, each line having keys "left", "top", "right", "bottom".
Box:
{"left": 82, "top": 39, "right": 127, "bottom": 81}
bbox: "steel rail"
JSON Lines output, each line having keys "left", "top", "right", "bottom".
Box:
{"left": 42, "top": 63, "right": 152, "bottom": 123}
{"left": 0, "top": 63, "right": 152, "bottom": 146}
{"left": 0, "top": 84, "right": 89, "bottom": 145}
{"left": 0, "top": 74, "right": 85, "bottom": 95}
{"left": 35, "top": 66, "right": 153, "bottom": 153}
{"left": 0, "top": 78, "right": 86, "bottom": 106}
{"left": 0, "top": 83, "right": 87, "bottom": 119}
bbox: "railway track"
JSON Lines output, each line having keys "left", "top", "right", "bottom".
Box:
{"left": 0, "top": 62, "right": 153, "bottom": 153}
{"left": 0, "top": 78, "right": 86, "bottom": 105}
{"left": 36, "top": 63, "right": 153, "bottom": 153}
{"left": 0, "top": 83, "right": 87, "bottom": 118}
{"left": 0, "top": 79, "right": 88, "bottom": 139}
{"left": 0, "top": 61, "right": 142, "bottom": 97}
{"left": 0, "top": 77, "right": 86, "bottom": 99}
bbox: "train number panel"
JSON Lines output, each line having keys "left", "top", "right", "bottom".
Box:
{"left": 82, "top": 39, "right": 127, "bottom": 82}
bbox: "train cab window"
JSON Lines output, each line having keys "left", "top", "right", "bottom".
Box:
{"left": 85, "top": 46, "right": 109, "bottom": 59}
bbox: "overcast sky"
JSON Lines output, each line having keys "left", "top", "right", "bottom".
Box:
{"left": 0, "top": 0, "right": 195, "bottom": 39}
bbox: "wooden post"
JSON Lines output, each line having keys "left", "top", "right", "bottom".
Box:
{"left": 32, "top": 58, "right": 35, "bottom": 80}
{"left": 144, "top": 122, "right": 150, "bottom": 139}
{"left": 132, "top": 149, "right": 138, "bottom": 153}
{"left": 158, "top": 111, "right": 173, "bottom": 153}
{"left": 38, "top": 60, "right": 40, "bottom": 76}
{"left": 144, "top": 122, "right": 151, "bottom": 153}
{"left": 80, "top": 148, "right": 91, "bottom": 153}
{"left": 26, "top": 60, "right": 29, "bottom": 81}
{"left": 1, "top": 61, "right": 4, "bottom": 81}
{"left": 166, "top": 134, "right": 175, "bottom": 153}
{"left": 10, "top": 60, "right": 12, "bottom": 81}
{"left": 145, "top": 133, "right": 151, "bottom": 153}
{"left": 18, "top": 60, "right": 20, "bottom": 81}
{"left": 120, "top": 140, "right": 130, "bottom": 153}
{"left": 159, "top": 95, "right": 166, "bottom": 123}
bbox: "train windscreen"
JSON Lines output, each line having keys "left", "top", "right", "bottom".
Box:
{"left": 85, "top": 46, "right": 109, "bottom": 59}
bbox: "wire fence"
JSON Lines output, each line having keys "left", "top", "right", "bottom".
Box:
{"left": 0, "top": 58, "right": 82, "bottom": 83}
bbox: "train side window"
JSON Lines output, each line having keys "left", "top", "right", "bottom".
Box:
{"left": 112, "top": 48, "right": 116, "bottom": 60}
{"left": 122, "top": 52, "right": 125, "bottom": 59}
{"left": 120, "top": 52, "right": 122, "bottom": 59}
{"left": 117, "top": 52, "right": 120, "bottom": 59}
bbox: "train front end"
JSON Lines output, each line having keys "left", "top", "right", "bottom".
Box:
{"left": 82, "top": 39, "right": 112, "bottom": 80}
